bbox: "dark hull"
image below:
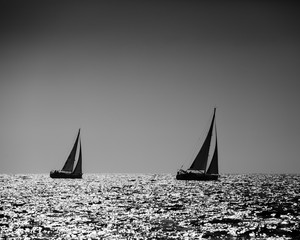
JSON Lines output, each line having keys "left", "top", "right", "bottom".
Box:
{"left": 176, "top": 172, "right": 218, "bottom": 181}
{"left": 50, "top": 171, "right": 82, "bottom": 179}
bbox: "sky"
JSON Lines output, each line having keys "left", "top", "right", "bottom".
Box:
{"left": 0, "top": 0, "right": 300, "bottom": 174}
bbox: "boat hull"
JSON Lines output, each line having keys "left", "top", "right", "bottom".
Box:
{"left": 50, "top": 171, "right": 82, "bottom": 179}
{"left": 176, "top": 171, "right": 218, "bottom": 181}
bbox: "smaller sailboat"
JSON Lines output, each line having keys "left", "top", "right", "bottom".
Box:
{"left": 50, "top": 129, "right": 83, "bottom": 179}
{"left": 176, "top": 108, "right": 219, "bottom": 181}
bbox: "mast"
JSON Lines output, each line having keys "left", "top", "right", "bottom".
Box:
{"left": 61, "top": 129, "right": 80, "bottom": 172}
{"left": 189, "top": 108, "right": 216, "bottom": 172}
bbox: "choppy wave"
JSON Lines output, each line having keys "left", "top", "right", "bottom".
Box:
{"left": 0, "top": 173, "right": 300, "bottom": 239}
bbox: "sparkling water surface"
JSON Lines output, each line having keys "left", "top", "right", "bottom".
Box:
{"left": 1, "top": 174, "right": 300, "bottom": 239}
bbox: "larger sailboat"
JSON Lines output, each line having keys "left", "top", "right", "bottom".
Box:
{"left": 50, "top": 129, "right": 83, "bottom": 179}
{"left": 176, "top": 108, "right": 219, "bottom": 181}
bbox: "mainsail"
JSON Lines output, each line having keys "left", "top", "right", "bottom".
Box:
{"left": 61, "top": 129, "right": 80, "bottom": 172}
{"left": 206, "top": 137, "right": 218, "bottom": 174}
{"left": 189, "top": 108, "right": 216, "bottom": 172}
{"left": 72, "top": 141, "right": 82, "bottom": 175}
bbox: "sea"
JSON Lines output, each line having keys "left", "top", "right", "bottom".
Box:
{"left": 0, "top": 174, "right": 299, "bottom": 240}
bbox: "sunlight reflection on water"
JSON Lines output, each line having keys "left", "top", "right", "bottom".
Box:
{"left": 0, "top": 173, "right": 300, "bottom": 239}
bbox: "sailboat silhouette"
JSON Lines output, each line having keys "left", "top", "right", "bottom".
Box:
{"left": 176, "top": 108, "right": 219, "bottom": 181}
{"left": 50, "top": 129, "right": 82, "bottom": 179}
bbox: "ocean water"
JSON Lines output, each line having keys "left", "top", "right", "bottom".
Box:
{"left": 0, "top": 174, "right": 300, "bottom": 239}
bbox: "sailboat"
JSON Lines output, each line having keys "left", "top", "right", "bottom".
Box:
{"left": 50, "top": 129, "right": 83, "bottom": 179}
{"left": 176, "top": 108, "right": 219, "bottom": 181}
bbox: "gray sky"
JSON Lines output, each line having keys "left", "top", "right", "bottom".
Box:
{"left": 1, "top": 0, "right": 300, "bottom": 174}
